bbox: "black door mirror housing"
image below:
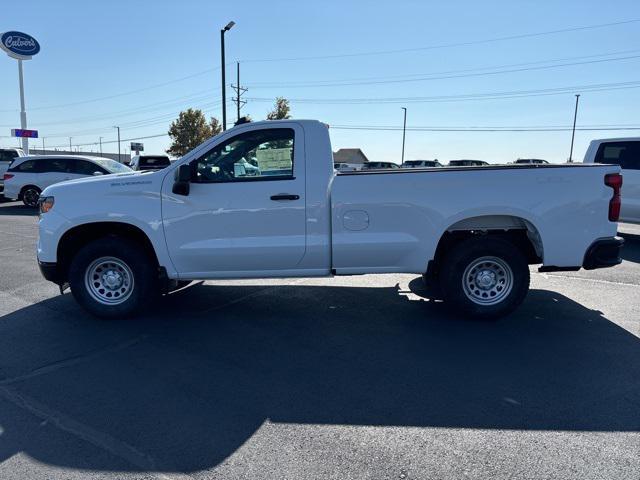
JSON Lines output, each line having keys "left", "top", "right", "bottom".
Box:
{"left": 172, "top": 164, "right": 191, "bottom": 195}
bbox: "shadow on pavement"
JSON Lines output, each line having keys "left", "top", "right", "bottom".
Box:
{"left": 0, "top": 281, "right": 638, "bottom": 473}
{"left": 620, "top": 231, "right": 640, "bottom": 263}
{"left": 0, "top": 199, "right": 37, "bottom": 216}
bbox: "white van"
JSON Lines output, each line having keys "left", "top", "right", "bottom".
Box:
{"left": 3, "top": 155, "right": 132, "bottom": 206}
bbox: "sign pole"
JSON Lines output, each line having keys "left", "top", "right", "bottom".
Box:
{"left": 17, "top": 59, "right": 28, "bottom": 154}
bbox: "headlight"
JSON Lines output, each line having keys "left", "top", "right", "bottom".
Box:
{"left": 38, "top": 196, "right": 55, "bottom": 214}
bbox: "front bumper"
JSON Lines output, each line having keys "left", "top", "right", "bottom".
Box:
{"left": 582, "top": 236, "right": 624, "bottom": 270}
{"left": 38, "top": 260, "right": 62, "bottom": 284}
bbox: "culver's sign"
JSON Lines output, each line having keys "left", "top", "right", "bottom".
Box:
{"left": 0, "top": 31, "right": 40, "bottom": 59}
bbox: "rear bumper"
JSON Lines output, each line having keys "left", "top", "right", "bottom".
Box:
{"left": 582, "top": 236, "right": 624, "bottom": 270}
{"left": 538, "top": 236, "right": 624, "bottom": 272}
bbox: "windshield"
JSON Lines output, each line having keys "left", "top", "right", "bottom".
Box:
{"left": 91, "top": 159, "right": 133, "bottom": 174}
{"left": 140, "top": 156, "right": 170, "bottom": 167}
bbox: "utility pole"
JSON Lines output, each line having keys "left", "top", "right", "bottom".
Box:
{"left": 113, "top": 126, "right": 121, "bottom": 162}
{"left": 69, "top": 137, "right": 72, "bottom": 151}
{"left": 568, "top": 94, "right": 580, "bottom": 163}
{"left": 220, "top": 21, "right": 235, "bottom": 131}
{"left": 231, "top": 61, "right": 248, "bottom": 122}
{"left": 99, "top": 137, "right": 103, "bottom": 157}
{"left": 401, "top": 107, "right": 407, "bottom": 165}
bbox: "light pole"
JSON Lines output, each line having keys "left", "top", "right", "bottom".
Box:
{"left": 401, "top": 107, "right": 407, "bottom": 165}
{"left": 220, "top": 21, "right": 235, "bottom": 131}
{"left": 569, "top": 94, "right": 580, "bottom": 163}
{"left": 113, "top": 126, "right": 121, "bottom": 162}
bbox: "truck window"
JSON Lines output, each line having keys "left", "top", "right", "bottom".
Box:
{"left": 193, "top": 128, "right": 295, "bottom": 183}
{"left": 595, "top": 141, "right": 640, "bottom": 170}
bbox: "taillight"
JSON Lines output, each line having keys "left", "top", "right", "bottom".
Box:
{"left": 3, "top": 173, "right": 14, "bottom": 181}
{"left": 605, "top": 173, "right": 622, "bottom": 222}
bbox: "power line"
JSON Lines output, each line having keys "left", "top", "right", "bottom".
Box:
{"left": 0, "top": 67, "right": 222, "bottom": 113}
{"left": 245, "top": 51, "right": 640, "bottom": 88}
{"left": 242, "top": 18, "right": 640, "bottom": 63}
{"left": 246, "top": 79, "right": 640, "bottom": 104}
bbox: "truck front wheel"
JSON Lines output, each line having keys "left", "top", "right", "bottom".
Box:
{"left": 439, "top": 236, "right": 530, "bottom": 319}
{"left": 68, "top": 237, "right": 158, "bottom": 318}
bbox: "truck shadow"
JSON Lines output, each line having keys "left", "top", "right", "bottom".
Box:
{"left": 0, "top": 281, "right": 638, "bottom": 473}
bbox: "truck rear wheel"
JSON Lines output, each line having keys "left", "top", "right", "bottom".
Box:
{"left": 68, "top": 237, "right": 158, "bottom": 318}
{"left": 439, "top": 236, "right": 530, "bottom": 319}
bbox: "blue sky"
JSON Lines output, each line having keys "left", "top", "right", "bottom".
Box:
{"left": 1, "top": 0, "right": 640, "bottom": 163}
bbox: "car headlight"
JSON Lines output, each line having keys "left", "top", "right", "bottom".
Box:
{"left": 38, "top": 196, "right": 55, "bottom": 214}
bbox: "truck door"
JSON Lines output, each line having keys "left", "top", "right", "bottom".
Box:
{"left": 162, "top": 125, "right": 307, "bottom": 277}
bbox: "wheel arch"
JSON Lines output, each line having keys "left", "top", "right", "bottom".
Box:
{"left": 427, "top": 214, "right": 543, "bottom": 279}
{"left": 56, "top": 221, "right": 160, "bottom": 283}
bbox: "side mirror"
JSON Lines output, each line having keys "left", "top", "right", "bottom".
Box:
{"left": 172, "top": 164, "right": 191, "bottom": 196}
{"left": 93, "top": 171, "right": 104, "bottom": 176}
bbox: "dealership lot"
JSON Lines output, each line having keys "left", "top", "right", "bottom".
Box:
{"left": 0, "top": 198, "right": 639, "bottom": 479}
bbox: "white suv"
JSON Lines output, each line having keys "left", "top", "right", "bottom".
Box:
{"left": 3, "top": 155, "right": 132, "bottom": 207}
{"left": 0, "top": 148, "right": 25, "bottom": 192}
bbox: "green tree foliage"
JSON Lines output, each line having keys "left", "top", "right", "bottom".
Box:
{"left": 266, "top": 97, "right": 291, "bottom": 120}
{"left": 167, "top": 108, "right": 221, "bottom": 157}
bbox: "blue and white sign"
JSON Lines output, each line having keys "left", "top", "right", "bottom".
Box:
{"left": 0, "top": 31, "right": 40, "bottom": 60}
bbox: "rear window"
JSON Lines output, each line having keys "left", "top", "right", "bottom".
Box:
{"left": 140, "top": 156, "right": 170, "bottom": 167}
{"left": 11, "top": 160, "right": 39, "bottom": 172}
{"left": 595, "top": 141, "right": 640, "bottom": 170}
{"left": 0, "top": 150, "right": 20, "bottom": 163}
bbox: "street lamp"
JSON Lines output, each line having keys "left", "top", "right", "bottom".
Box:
{"left": 568, "top": 94, "right": 580, "bottom": 163}
{"left": 113, "top": 126, "right": 121, "bottom": 162}
{"left": 401, "top": 107, "right": 407, "bottom": 166}
{"left": 220, "top": 20, "right": 235, "bottom": 131}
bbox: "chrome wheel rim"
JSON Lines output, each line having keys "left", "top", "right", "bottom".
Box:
{"left": 84, "top": 256, "right": 134, "bottom": 305}
{"left": 23, "top": 189, "right": 40, "bottom": 207}
{"left": 462, "top": 256, "right": 513, "bottom": 306}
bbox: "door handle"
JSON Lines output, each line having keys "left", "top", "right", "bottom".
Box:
{"left": 270, "top": 194, "right": 300, "bottom": 201}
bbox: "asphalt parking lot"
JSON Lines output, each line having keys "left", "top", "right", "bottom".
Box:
{"left": 0, "top": 198, "right": 639, "bottom": 480}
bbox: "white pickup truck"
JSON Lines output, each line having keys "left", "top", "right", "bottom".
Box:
{"left": 583, "top": 137, "right": 639, "bottom": 224}
{"left": 37, "top": 120, "right": 623, "bottom": 319}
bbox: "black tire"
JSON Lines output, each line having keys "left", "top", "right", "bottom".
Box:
{"left": 439, "top": 236, "right": 530, "bottom": 319}
{"left": 21, "top": 186, "right": 41, "bottom": 207}
{"left": 68, "top": 237, "right": 158, "bottom": 319}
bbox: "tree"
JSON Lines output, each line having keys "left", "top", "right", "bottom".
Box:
{"left": 266, "top": 97, "right": 291, "bottom": 120}
{"left": 210, "top": 117, "right": 222, "bottom": 136}
{"left": 167, "top": 109, "right": 221, "bottom": 157}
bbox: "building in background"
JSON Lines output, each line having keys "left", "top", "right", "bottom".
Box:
{"left": 333, "top": 148, "right": 369, "bottom": 166}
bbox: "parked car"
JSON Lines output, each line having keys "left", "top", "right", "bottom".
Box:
{"left": 583, "top": 137, "right": 639, "bottom": 224}
{"left": 36, "top": 120, "right": 622, "bottom": 320}
{"left": 514, "top": 158, "right": 549, "bottom": 165}
{"left": 3, "top": 155, "right": 132, "bottom": 207}
{"left": 334, "top": 162, "right": 358, "bottom": 172}
{"left": 0, "top": 147, "right": 25, "bottom": 193}
{"left": 364, "top": 161, "right": 400, "bottom": 170}
{"left": 402, "top": 160, "right": 443, "bottom": 168}
{"left": 448, "top": 159, "right": 490, "bottom": 167}
{"left": 129, "top": 155, "right": 171, "bottom": 171}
